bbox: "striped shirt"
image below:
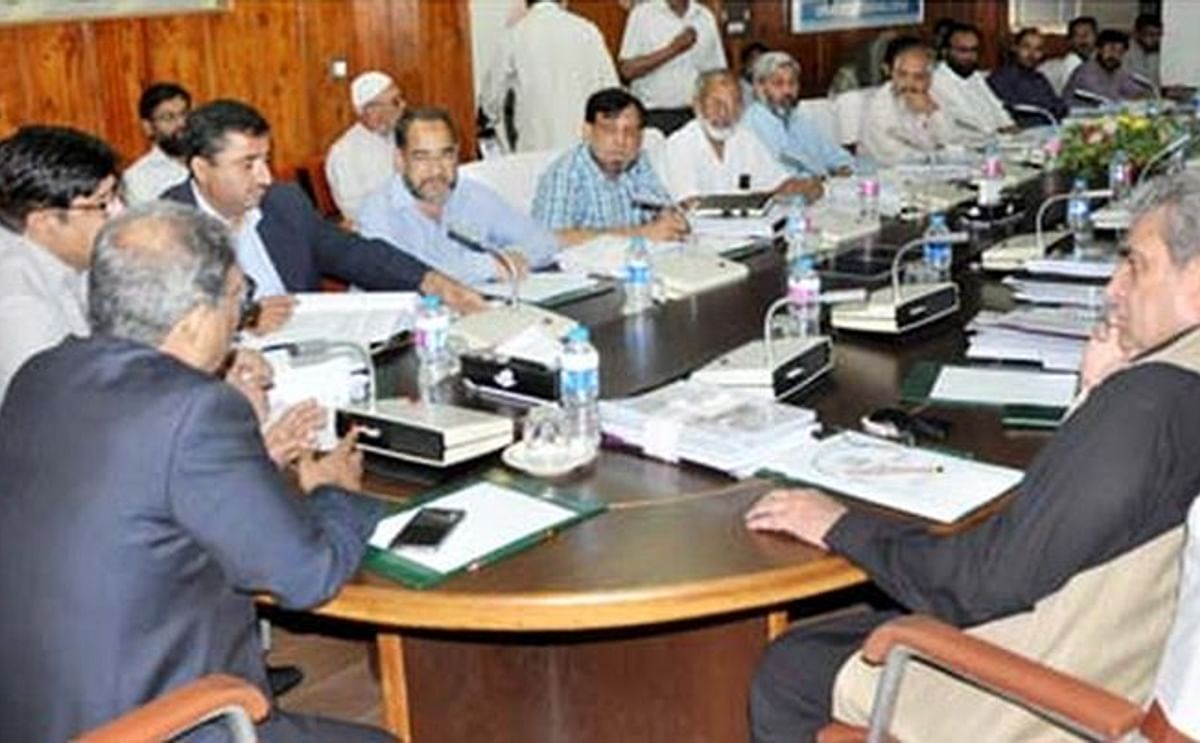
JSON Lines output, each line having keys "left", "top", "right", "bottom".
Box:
{"left": 532, "top": 143, "right": 671, "bottom": 231}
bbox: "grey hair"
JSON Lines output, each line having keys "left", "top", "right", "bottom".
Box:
{"left": 751, "top": 51, "right": 800, "bottom": 86}
{"left": 88, "top": 201, "right": 235, "bottom": 346}
{"left": 693, "top": 68, "right": 740, "bottom": 102}
{"left": 1130, "top": 173, "right": 1200, "bottom": 266}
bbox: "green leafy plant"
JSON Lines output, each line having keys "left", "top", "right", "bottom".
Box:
{"left": 1058, "top": 112, "right": 1184, "bottom": 181}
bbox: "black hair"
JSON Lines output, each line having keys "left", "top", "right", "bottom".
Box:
{"left": 137, "top": 82, "right": 191, "bottom": 122}
{"left": 947, "top": 22, "right": 981, "bottom": 42}
{"left": 394, "top": 106, "right": 460, "bottom": 149}
{"left": 1097, "top": 29, "right": 1130, "bottom": 48}
{"left": 182, "top": 99, "right": 270, "bottom": 163}
{"left": 1135, "top": 13, "right": 1162, "bottom": 32}
{"left": 740, "top": 41, "right": 769, "bottom": 68}
{"left": 0, "top": 125, "right": 118, "bottom": 231}
{"left": 1067, "top": 16, "right": 1099, "bottom": 37}
{"left": 1012, "top": 27, "right": 1041, "bottom": 47}
{"left": 584, "top": 87, "right": 646, "bottom": 125}
{"left": 883, "top": 35, "right": 929, "bottom": 69}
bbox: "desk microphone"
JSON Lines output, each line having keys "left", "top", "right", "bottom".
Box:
{"left": 1136, "top": 132, "right": 1195, "bottom": 188}
{"left": 1034, "top": 188, "right": 1113, "bottom": 253}
{"left": 1130, "top": 72, "right": 1163, "bottom": 107}
{"left": 888, "top": 232, "right": 971, "bottom": 302}
{"left": 448, "top": 227, "right": 521, "bottom": 307}
{"left": 1073, "top": 89, "right": 1115, "bottom": 108}
{"left": 1007, "top": 103, "right": 1061, "bottom": 132}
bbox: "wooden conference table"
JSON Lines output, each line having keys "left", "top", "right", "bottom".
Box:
{"left": 301, "top": 175, "right": 1068, "bottom": 743}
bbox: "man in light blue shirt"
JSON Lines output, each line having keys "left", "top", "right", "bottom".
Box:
{"left": 358, "top": 107, "right": 560, "bottom": 286}
{"left": 744, "top": 51, "right": 854, "bottom": 178}
{"left": 533, "top": 87, "right": 687, "bottom": 246}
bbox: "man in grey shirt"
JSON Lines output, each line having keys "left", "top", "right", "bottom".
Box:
{"left": 1063, "top": 28, "right": 1149, "bottom": 106}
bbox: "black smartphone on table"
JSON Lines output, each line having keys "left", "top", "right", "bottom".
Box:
{"left": 388, "top": 507, "right": 466, "bottom": 550}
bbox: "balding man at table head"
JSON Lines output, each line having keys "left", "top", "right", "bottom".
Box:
{"left": 162, "top": 98, "right": 483, "bottom": 331}
{"left": 746, "top": 173, "right": 1200, "bottom": 740}
{"left": 532, "top": 86, "right": 688, "bottom": 246}
{"left": 0, "top": 201, "right": 393, "bottom": 743}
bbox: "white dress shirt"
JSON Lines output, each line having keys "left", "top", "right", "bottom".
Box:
{"left": 0, "top": 227, "right": 89, "bottom": 400}
{"left": 191, "top": 183, "right": 287, "bottom": 298}
{"left": 122, "top": 145, "right": 188, "bottom": 205}
{"left": 1039, "top": 53, "right": 1084, "bottom": 96}
{"left": 1153, "top": 496, "right": 1200, "bottom": 738}
{"left": 324, "top": 122, "right": 396, "bottom": 221}
{"left": 858, "top": 85, "right": 960, "bottom": 166}
{"left": 930, "top": 63, "right": 1014, "bottom": 136}
{"left": 660, "top": 119, "right": 789, "bottom": 201}
{"left": 619, "top": 0, "right": 727, "bottom": 110}
{"left": 481, "top": 2, "right": 619, "bottom": 153}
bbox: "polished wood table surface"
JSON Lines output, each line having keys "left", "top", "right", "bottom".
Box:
{"left": 300, "top": 180, "right": 1065, "bottom": 743}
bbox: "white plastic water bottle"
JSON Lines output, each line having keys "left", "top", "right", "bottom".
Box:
{"left": 1067, "top": 177, "right": 1093, "bottom": 258}
{"left": 1108, "top": 149, "right": 1131, "bottom": 203}
{"left": 783, "top": 197, "right": 811, "bottom": 264}
{"left": 978, "top": 141, "right": 1005, "bottom": 207}
{"left": 414, "top": 295, "right": 456, "bottom": 403}
{"left": 559, "top": 326, "right": 601, "bottom": 457}
{"left": 922, "top": 212, "right": 952, "bottom": 282}
{"left": 787, "top": 254, "right": 822, "bottom": 337}
{"left": 857, "top": 159, "right": 880, "bottom": 221}
{"left": 623, "top": 235, "right": 654, "bottom": 314}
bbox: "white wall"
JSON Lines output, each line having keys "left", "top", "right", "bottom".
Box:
{"left": 1163, "top": 0, "right": 1200, "bottom": 86}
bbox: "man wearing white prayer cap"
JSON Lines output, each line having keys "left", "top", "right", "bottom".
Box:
{"left": 325, "top": 70, "right": 406, "bottom": 222}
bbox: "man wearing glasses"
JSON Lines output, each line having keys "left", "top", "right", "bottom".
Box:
{"left": 325, "top": 70, "right": 406, "bottom": 222}
{"left": 0, "top": 125, "right": 123, "bottom": 400}
{"left": 123, "top": 82, "right": 192, "bottom": 205}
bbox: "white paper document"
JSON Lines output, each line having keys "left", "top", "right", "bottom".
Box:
{"left": 966, "top": 327, "right": 1086, "bottom": 371}
{"left": 763, "top": 431, "right": 1024, "bottom": 523}
{"left": 1024, "top": 258, "right": 1116, "bottom": 279}
{"left": 473, "top": 272, "right": 599, "bottom": 305}
{"left": 931, "top": 366, "right": 1078, "bottom": 408}
{"left": 1003, "top": 277, "right": 1107, "bottom": 307}
{"left": 244, "top": 292, "right": 418, "bottom": 348}
{"left": 368, "top": 482, "right": 580, "bottom": 575}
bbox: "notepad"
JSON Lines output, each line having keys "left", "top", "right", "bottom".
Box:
{"left": 245, "top": 291, "right": 418, "bottom": 348}
{"left": 929, "top": 366, "right": 1078, "bottom": 409}
{"left": 761, "top": 431, "right": 1023, "bottom": 523}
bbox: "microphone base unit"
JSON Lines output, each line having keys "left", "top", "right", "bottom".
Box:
{"left": 460, "top": 352, "right": 560, "bottom": 406}
{"left": 336, "top": 398, "right": 514, "bottom": 468}
{"left": 450, "top": 302, "right": 577, "bottom": 351}
{"left": 690, "top": 335, "right": 833, "bottom": 400}
{"left": 654, "top": 252, "right": 751, "bottom": 300}
{"left": 831, "top": 282, "right": 959, "bottom": 334}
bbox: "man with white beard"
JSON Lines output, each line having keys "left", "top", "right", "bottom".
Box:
{"left": 659, "top": 70, "right": 822, "bottom": 203}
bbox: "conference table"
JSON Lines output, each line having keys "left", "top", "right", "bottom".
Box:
{"left": 300, "top": 172, "right": 1071, "bottom": 743}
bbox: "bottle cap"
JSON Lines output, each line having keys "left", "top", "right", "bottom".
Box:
{"left": 421, "top": 294, "right": 441, "bottom": 309}
{"left": 567, "top": 325, "right": 589, "bottom": 343}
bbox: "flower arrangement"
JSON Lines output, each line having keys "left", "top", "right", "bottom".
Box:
{"left": 1058, "top": 112, "right": 1184, "bottom": 181}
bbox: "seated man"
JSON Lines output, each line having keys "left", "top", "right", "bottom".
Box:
{"left": 746, "top": 173, "right": 1200, "bottom": 741}
{"left": 163, "top": 99, "right": 483, "bottom": 332}
{"left": 0, "top": 201, "right": 391, "bottom": 742}
{"left": 987, "top": 28, "right": 1069, "bottom": 128}
{"left": 0, "top": 125, "right": 122, "bottom": 399}
{"left": 660, "top": 69, "right": 822, "bottom": 202}
{"left": 743, "top": 51, "right": 854, "bottom": 178}
{"left": 860, "top": 37, "right": 961, "bottom": 166}
{"left": 930, "top": 23, "right": 1015, "bottom": 137}
{"left": 1063, "top": 29, "right": 1148, "bottom": 106}
{"left": 533, "top": 87, "right": 687, "bottom": 246}
{"left": 325, "top": 71, "right": 405, "bottom": 221}
{"left": 1039, "top": 15, "right": 1097, "bottom": 95}
{"left": 123, "top": 82, "right": 191, "bottom": 204}
{"left": 358, "top": 106, "right": 559, "bottom": 286}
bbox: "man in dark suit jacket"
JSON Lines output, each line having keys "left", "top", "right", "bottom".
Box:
{"left": 162, "top": 98, "right": 483, "bottom": 332}
{"left": 0, "top": 202, "right": 393, "bottom": 742}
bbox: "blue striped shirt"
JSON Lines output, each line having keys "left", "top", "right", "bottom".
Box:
{"left": 532, "top": 143, "right": 671, "bottom": 231}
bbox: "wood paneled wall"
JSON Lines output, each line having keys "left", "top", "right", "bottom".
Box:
{"left": 572, "top": 0, "right": 1010, "bottom": 97}
{"left": 0, "top": 0, "right": 475, "bottom": 177}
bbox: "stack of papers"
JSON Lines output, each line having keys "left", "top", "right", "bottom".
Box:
{"left": 1024, "top": 257, "right": 1116, "bottom": 279}
{"left": 599, "top": 380, "right": 817, "bottom": 478}
{"left": 929, "top": 365, "right": 1078, "bottom": 409}
{"left": 473, "top": 271, "right": 599, "bottom": 306}
{"left": 1002, "top": 276, "right": 1107, "bottom": 307}
{"left": 967, "top": 307, "right": 1096, "bottom": 371}
{"left": 244, "top": 292, "right": 418, "bottom": 348}
{"left": 760, "top": 430, "right": 1023, "bottom": 523}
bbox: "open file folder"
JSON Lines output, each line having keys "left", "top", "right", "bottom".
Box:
{"left": 902, "top": 362, "right": 1078, "bottom": 427}
{"left": 365, "top": 479, "right": 605, "bottom": 589}
{"left": 759, "top": 431, "right": 1023, "bottom": 524}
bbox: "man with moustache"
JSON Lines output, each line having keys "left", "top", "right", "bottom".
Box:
{"left": 987, "top": 28, "right": 1068, "bottom": 128}
{"left": 325, "top": 71, "right": 406, "bottom": 222}
{"left": 930, "top": 23, "right": 1015, "bottom": 137}
{"left": 163, "top": 99, "right": 484, "bottom": 333}
{"left": 357, "top": 106, "right": 559, "bottom": 286}
{"left": 1063, "top": 29, "right": 1148, "bottom": 106}
{"left": 124, "top": 82, "right": 192, "bottom": 204}
{"left": 660, "top": 69, "right": 821, "bottom": 202}
{"left": 743, "top": 51, "right": 854, "bottom": 178}
{"left": 1039, "top": 15, "right": 1098, "bottom": 95}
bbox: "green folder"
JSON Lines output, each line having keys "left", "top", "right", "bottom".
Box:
{"left": 900, "top": 361, "right": 1068, "bottom": 429}
{"left": 363, "top": 472, "right": 606, "bottom": 590}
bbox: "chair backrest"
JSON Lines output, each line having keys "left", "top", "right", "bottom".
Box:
{"left": 295, "top": 155, "right": 341, "bottom": 222}
{"left": 458, "top": 148, "right": 562, "bottom": 216}
{"left": 797, "top": 98, "right": 840, "bottom": 147}
{"left": 833, "top": 87, "right": 877, "bottom": 148}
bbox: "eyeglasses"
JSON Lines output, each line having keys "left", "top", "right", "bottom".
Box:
{"left": 237, "top": 275, "right": 261, "bottom": 332}
{"left": 62, "top": 190, "right": 124, "bottom": 217}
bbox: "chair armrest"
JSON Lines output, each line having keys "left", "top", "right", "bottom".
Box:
{"left": 862, "top": 615, "right": 1143, "bottom": 740}
{"left": 73, "top": 674, "right": 270, "bottom": 743}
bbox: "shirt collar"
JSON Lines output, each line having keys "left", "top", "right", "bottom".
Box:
{"left": 190, "top": 181, "right": 262, "bottom": 232}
